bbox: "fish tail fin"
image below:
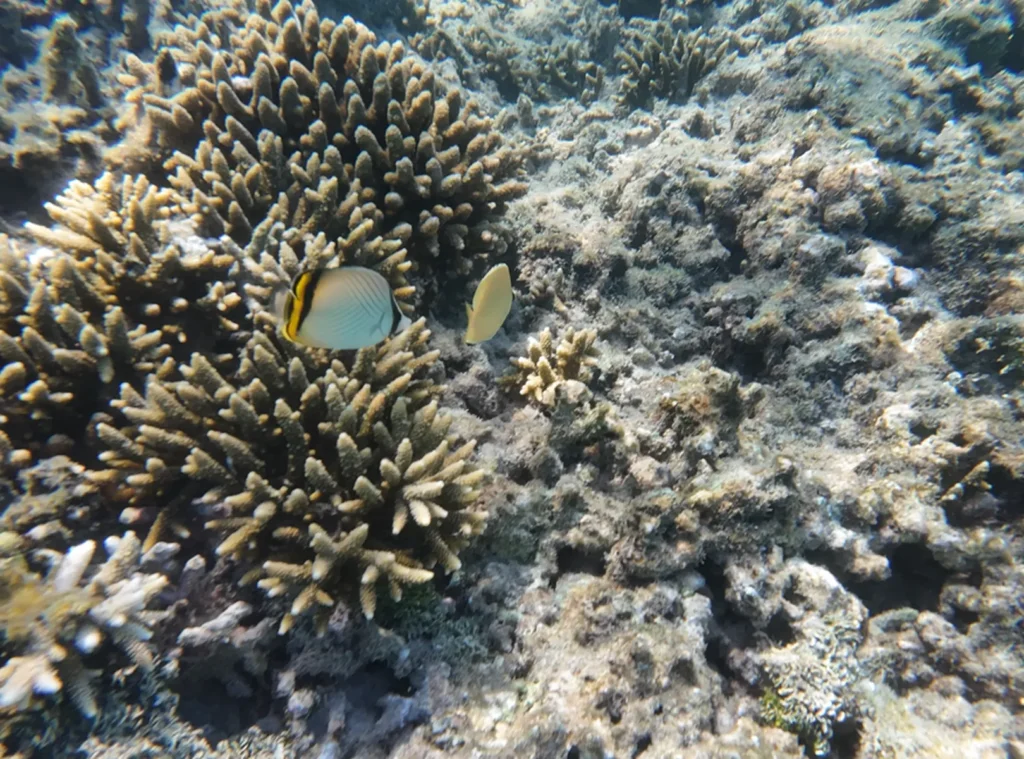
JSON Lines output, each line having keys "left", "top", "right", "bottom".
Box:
{"left": 271, "top": 287, "right": 289, "bottom": 320}
{"left": 396, "top": 312, "right": 413, "bottom": 334}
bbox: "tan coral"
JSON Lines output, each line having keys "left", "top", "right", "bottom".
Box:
{"left": 0, "top": 174, "right": 244, "bottom": 469}
{"left": 93, "top": 319, "right": 488, "bottom": 633}
{"left": 0, "top": 15, "right": 114, "bottom": 203}
{"left": 125, "top": 0, "right": 526, "bottom": 306}
{"left": 506, "top": 326, "right": 600, "bottom": 407}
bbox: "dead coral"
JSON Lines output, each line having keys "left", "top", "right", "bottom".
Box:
{"left": 0, "top": 15, "right": 115, "bottom": 210}
{"left": 0, "top": 532, "right": 167, "bottom": 727}
{"left": 419, "top": 25, "right": 605, "bottom": 106}
{"left": 132, "top": 0, "right": 525, "bottom": 303}
{"left": 756, "top": 561, "right": 866, "bottom": 757}
{"left": 0, "top": 456, "right": 99, "bottom": 545}
{"left": 94, "top": 319, "right": 488, "bottom": 633}
{"left": 656, "top": 360, "right": 764, "bottom": 465}
{"left": 505, "top": 326, "right": 600, "bottom": 407}
{"left": 616, "top": 13, "right": 734, "bottom": 110}
{"left": 41, "top": 16, "right": 103, "bottom": 107}
{"left": 536, "top": 41, "right": 605, "bottom": 106}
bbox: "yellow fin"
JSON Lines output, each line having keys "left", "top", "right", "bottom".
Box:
{"left": 465, "top": 264, "right": 513, "bottom": 344}
{"left": 282, "top": 271, "right": 313, "bottom": 342}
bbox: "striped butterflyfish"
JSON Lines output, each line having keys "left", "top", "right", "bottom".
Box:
{"left": 278, "top": 266, "right": 412, "bottom": 350}
{"left": 464, "top": 263, "right": 513, "bottom": 344}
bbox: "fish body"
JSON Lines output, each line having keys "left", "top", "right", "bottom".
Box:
{"left": 465, "top": 263, "right": 513, "bottom": 344}
{"left": 279, "top": 266, "right": 411, "bottom": 350}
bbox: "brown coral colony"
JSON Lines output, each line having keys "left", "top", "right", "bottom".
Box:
{"left": 142, "top": 0, "right": 527, "bottom": 293}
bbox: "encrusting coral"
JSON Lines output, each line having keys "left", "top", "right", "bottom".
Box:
{"left": 0, "top": 532, "right": 167, "bottom": 722}
{"left": 94, "top": 318, "right": 488, "bottom": 633}
{"left": 505, "top": 326, "right": 600, "bottom": 407}
{"left": 126, "top": 0, "right": 527, "bottom": 305}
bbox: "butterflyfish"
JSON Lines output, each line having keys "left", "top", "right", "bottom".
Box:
{"left": 464, "top": 263, "right": 513, "bottom": 344}
{"left": 278, "top": 266, "right": 412, "bottom": 350}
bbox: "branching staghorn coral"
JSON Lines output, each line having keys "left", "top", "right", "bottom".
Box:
{"left": 535, "top": 41, "right": 605, "bottom": 105}
{"left": 93, "top": 319, "right": 488, "bottom": 633}
{"left": 616, "top": 13, "right": 734, "bottom": 110}
{"left": 505, "top": 326, "right": 600, "bottom": 407}
{"left": 0, "top": 532, "right": 167, "bottom": 721}
{"left": 128, "top": 0, "right": 526, "bottom": 305}
{"left": 0, "top": 173, "right": 244, "bottom": 471}
{"left": 1, "top": 0, "right": 497, "bottom": 658}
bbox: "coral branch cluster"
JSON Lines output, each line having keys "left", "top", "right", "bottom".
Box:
{"left": 131, "top": 0, "right": 527, "bottom": 303}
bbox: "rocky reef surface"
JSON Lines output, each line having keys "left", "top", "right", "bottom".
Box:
{"left": 1, "top": 0, "right": 1023, "bottom": 757}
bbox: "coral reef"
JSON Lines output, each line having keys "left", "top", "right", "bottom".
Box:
{"left": 410, "top": 0, "right": 618, "bottom": 105}
{"left": 0, "top": 15, "right": 115, "bottom": 215}
{"left": 94, "top": 318, "right": 488, "bottom": 631}
{"left": 656, "top": 360, "right": 764, "bottom": 465}
{"left": 3, "top": 0, "right": 1024, "bottom": 756}
{"left": 0, "top": 174, "right": 241, "bottom": 472}
{"left": 137, "top": 0, "right": 527, "bottom": 304}
{"left": 756, "top": 561, "right": 866, "bottom": 757}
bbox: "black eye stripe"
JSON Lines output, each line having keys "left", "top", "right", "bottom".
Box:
{"left": 295, "top": 269, "right": 323, "bottom": 332}
{"left": 389, "top": 296, "right": 403, "bottom": 335}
